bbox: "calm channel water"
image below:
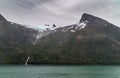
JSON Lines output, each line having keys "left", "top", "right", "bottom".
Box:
{"left": 0, "top": 65, "right": 120, "bottom": 78}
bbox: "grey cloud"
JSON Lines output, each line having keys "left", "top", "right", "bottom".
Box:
{"left": 0, "top": 0, "right": 120, "bottom": 27}
{"left": 13, "top": 0, "right": 55, "bottom": 9}
{"left": 64, "top": 0, "right": 108, "bottom": 14}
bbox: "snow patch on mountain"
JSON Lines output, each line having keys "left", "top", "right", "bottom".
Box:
{"left": 10, "top": 22, "right": 15, "bottom": 25}
{"left": 32, "top": 24, "right": 60, "bottom": 44}
{"left": 25, "top": 21, "right": 89, "bottom": 44}
{"left": 70, "top": 30, "right": 75, "bottom": 32}
{"left": 58, "top": 20, "right": 89, "bottom": 33}
{"left": 77, "top": 20, "right": 88, "bottom": 29}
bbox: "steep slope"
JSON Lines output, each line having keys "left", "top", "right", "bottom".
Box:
{"left": 0, "top": 15, "right": 39, "bottom": 45}
{"left": 0, "top": 14, "right": 39, "bottom": 64}
{"left": 29, "top": 13, "right": 120, "bottom": 64}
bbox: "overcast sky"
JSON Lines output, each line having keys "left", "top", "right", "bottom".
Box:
{"left": 0, "top": 0, "right": 120, "bottom": 28}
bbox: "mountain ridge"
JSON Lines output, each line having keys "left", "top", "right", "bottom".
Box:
{"left": 0, "top": 14, "right": 7, "bottom": 22}
{"left": 0, "top": 13, "right": 120, "bottom": 64}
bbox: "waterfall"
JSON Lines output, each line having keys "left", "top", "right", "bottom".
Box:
{"left": 25, "top": 56, "right": 30, "bottom": 65}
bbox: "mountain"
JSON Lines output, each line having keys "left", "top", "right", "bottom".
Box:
{"left": 29, "top": 13, "right": 120, "bottom": 64}
{"left": 0, "top": 14, "right": 59, "bottom": 64}
{"left": 0, "top": 14, "right": 39, "bottom": 64}
{"left": 0, "top": 13, "right": 120, "bottom": 64}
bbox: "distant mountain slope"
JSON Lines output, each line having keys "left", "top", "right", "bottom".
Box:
{"left": 29, "top": 13, "right": 120, "bottom": 64}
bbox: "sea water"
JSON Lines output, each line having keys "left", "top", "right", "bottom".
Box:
{"left": 0, "top": 65, "right": 119, "bottom": 78}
